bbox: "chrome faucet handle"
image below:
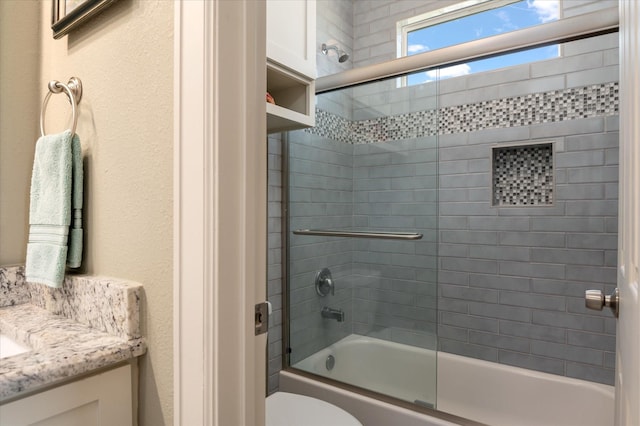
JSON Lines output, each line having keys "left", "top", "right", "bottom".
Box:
{"left": 315, "top": 268, "right": 334, "bottom": 297}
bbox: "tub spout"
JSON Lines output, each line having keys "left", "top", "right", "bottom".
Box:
{"left": 321, "top": 306, "right": 345, "bottom": 322}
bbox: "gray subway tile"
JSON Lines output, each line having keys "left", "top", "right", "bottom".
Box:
{"left": 532, "top": 310, "right": 604, "bottom": 332}
{"left": 531, "top": 341, "right": 603, "bottom": 366}
{"left": 468, "top": 245, "right": 530, "bottom": 262}
{"left": 567, "top": 166, "right": 618, "bottom": 183}
{"left": 441, "top": 284, "right": 498, "bottom": 303}
{"left": 440, "top": 339, "right": 498, "bottom": 362}
{"left": 469, "top": 217, "right": 530, "bottom": 231}
{"left": 530, "top": 117, "right": 604, "bottom": 139}
{"left": 441, "top": 312, "right": 498, "bottom": 333}
{"left": 530, "top": 248, "right": 604, "bottom": 266}
{"left": 566, "top": 363, "right": 614, "bottom": 385}
{"left": 555, "top": 183, "right": 605, "bottom": 200}
{"left": 499, "top": 320, "right": 566, "bottom": 343}
{"left": 499, "top": 232, "right": 566, "bottom": 248}
{"left": 532, "top": 278, "right": 603, "bottom": 297}
{"left": 566, "top": 200, "right": 618, "bottom": 216}
{"left": 498, "top": 350, "right": 565, "bottom": 375}
{"left": 555, "top": 150, "right": 604, "bottom": 168}
{"left": 469, "top": 331, "right": 530, "bottom": 352}
{"left": 469, "top": 274, "right": 531, "bottom": 292}
{"left": 441, "top": 257, "right": 498, "bottom": 274}
{"left": 567, "top": 233, "right": 617, "bottom": 250}
{"left": 499, "top": 291, "right": 566, "bottom": 311}
{"left": 499, "top": 261, "right": 566, "bottom": 280}
{"left": 441, "top": 230, "right": 498, "bottom": 245}
{"left": 566, "top": 265, "right": 617, "bottom": 284}
{"left": 468, "top": 301, "right": 531, "bottom": 322}
{"left": 567, "top": 330, "right": 616, "bottom": 352}
{"left": 531, "top": 217, "right": 604, "bottom": 232}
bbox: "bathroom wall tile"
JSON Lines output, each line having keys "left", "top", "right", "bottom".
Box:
{"left": 530, "top": 52, "right": 603, "bottom": 78}
{"left": 567, "top": 330, "right": 616, "bottom": 352}
{"left": 438, "top": 324, "right": 468, "bottom": 342}
{"left": 441, "top": 257, "right": 498, "bottom": 274}
{"left": 530, "top": 248, "right": 604, "bottom": 266}
{"left": 530, "top": 117, "right": 605, "bottom": 139}
{"left": 531, "top": 341, "right": 603, "bottom": 365}
{"left": 498, "top": 350, "right": 565, "bottom": 376}
{"left": 567, "top": 166, "right": 618, "bottom": 183}
{"left": 468, "top": 301, "right": 531, "bottom": 322}
{"left": 499, "top": 291, "right": 566, "bottom": 312}
{"left": 556, "top": 150, "right": 605, "bottom": 168}
{"left": 469, "top": 331, "right": 530, "bottom": 353}
{"left": 566, "top": 363, "right": 614, "bottom": 385}
{"left": 555, "top": 183, "right": 605, "bottom": 200}
{"left": 567, "top": 65, "right": 619, "bottom": 88}
{"left": 469, "top": 274, "right": 531, "bottom": 292}
{"left": 441, "top": 230, "right": 498, "bottom": 245}
{"left": 499, "top": 320, "right": 567, "bottom": 344}
{"left": 498, "top": 232, "right": 565, "bottom": 247}
{"left": 440, "top": 312, "right": 499, "bottom": 333}
{"left": 565, "top": 132, "right": 619, "bottom": 151}
{"left": 566, "top": 200, "right": 618, "bottom": 216}
{"left": 440, "top": 339, "right": 498, "bottom": 362}
{"left": 499, "top": 261, "right": 565, "bottom": 280}
{"left": 468, "top": 245, "right": 531, "bottom": 262}
{"left": 566, "top": 265, "right": 617, "bottom": 284}
{"left": 468, "top": 217, "right": 530, "bottom": 231}
{"left": 440, "top": 284, "right": 499, "bottom": 304}
{"left": 532, "top": 310, "right": 604, "bottom": 332}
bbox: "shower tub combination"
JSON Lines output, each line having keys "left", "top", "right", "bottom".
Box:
{"left": 283, "top": 334, "right": 614, "bottom": 426}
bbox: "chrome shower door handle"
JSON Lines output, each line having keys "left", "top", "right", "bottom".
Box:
{"left": 585, "top": 288, "right": 619, "bottom": 318}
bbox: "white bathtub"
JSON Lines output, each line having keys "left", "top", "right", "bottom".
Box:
{"left": 285, "top": 334, "right": 614, "bottom": 426}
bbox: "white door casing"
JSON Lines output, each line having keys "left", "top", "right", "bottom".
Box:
{"left": 173, "top": 1, "right": 267, "bottom": 425}
{"left": 615, "top": 1, "right": 640, "bottom": 425}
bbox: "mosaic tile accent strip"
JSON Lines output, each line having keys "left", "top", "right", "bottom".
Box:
{"left": 306, "top": 83, "right": 619, "bottom": 144}
{"left": 492, "top": 143, "right": 554, "bottom": 206}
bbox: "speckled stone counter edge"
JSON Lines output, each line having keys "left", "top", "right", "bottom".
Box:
{"left": 0, "top": 266, "right": 146, "bottom": 401}
{"left": 0, "top": 266, "right": 141, "bottom": 340}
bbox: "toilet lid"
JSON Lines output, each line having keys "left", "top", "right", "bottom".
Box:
{"left": 266, "top": 392, "right": 363, "bottom": 426}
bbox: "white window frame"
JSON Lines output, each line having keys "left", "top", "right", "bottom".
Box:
{"left": 395, "top": 0, "right": 559, "bottom": 86}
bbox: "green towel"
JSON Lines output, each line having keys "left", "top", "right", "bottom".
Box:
{"left": 25, "top": 130, "right": 83, "bottom": 287}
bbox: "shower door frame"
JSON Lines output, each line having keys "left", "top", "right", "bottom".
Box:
{"left": 281, "top": 5, "right": 620, "bottom": 422}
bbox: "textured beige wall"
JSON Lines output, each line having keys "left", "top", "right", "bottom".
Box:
{"left": 0, "top": 0, "right": 40, "bottom": 265}
{"left": 37, "top": 1, "right": 174, "bottom": 424}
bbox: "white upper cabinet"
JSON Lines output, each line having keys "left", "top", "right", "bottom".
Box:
{"left": 267, "top": 0, "right": 316, "bottom": 79}
{"left": 266, "top": 0, "right": 316, "bottom": 133}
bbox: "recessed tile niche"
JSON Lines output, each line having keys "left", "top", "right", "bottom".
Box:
{"left": 492, "top": 143, "right": 553, "bottom": 206}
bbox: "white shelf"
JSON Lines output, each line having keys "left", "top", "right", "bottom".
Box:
{"left": 267, "top": 61, "right": 315, "bottom": 134}
{"left": 267, "top": 102, "right": 314, "bottom": 133}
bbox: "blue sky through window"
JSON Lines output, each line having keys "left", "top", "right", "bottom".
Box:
{"left": 405, "top": 0, "right": 560, "bottom": 85}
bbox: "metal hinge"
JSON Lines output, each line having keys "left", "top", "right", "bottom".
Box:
{"left": 254, "top": 301, "right": 270, "bottom": 335}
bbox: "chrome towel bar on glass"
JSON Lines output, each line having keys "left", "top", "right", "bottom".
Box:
{"left": 293, "top": 229, "right": 423, "bottom": 240}
{"left": 39, "top": 77, "right": 83, "bottom": 137}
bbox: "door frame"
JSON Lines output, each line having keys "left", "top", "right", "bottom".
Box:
{"left": 173, "top": 1, "right": 267, "bottom": 425}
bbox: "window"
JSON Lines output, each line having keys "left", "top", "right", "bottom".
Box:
{"left": 397, "top": 0, "right": 560, "bottom": 85}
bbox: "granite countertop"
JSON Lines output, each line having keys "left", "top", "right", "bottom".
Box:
{"left": 0, "top": 267, "right": 146, "bottom": 402}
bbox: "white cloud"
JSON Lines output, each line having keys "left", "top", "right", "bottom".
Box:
{"left": 408, "top": 44, "right": 429, "bottom": 54}
{"left": 527, "top": 0, "right": 559, "bottom": 23}
{"left": 424, "top": 63, "right": 472, "bottom": 80}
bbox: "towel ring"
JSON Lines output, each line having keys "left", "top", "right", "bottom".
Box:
{"left": 39, "top": 77, "right": 83, "bottom": 137}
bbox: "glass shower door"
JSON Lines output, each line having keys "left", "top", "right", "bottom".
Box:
{"left": 285, "top": 74, "right": 439, "bottom": 408}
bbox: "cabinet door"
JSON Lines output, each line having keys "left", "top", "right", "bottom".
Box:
{"left": 0, "top": 365, "right": 133, "bottom": 426}
{"left": 267, "top": 0, "right": 316, "bottom": 79}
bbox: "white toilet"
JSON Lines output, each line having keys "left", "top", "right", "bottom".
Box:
{"left": 266, "top": 392, "right": 363, "bottom": 426}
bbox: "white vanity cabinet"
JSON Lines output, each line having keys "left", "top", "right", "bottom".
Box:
{"left": 0, "top": 364, "right": 134, "bottom": 426}
{"left": 266, "top": 0, "right": 316, "bottom": 133}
